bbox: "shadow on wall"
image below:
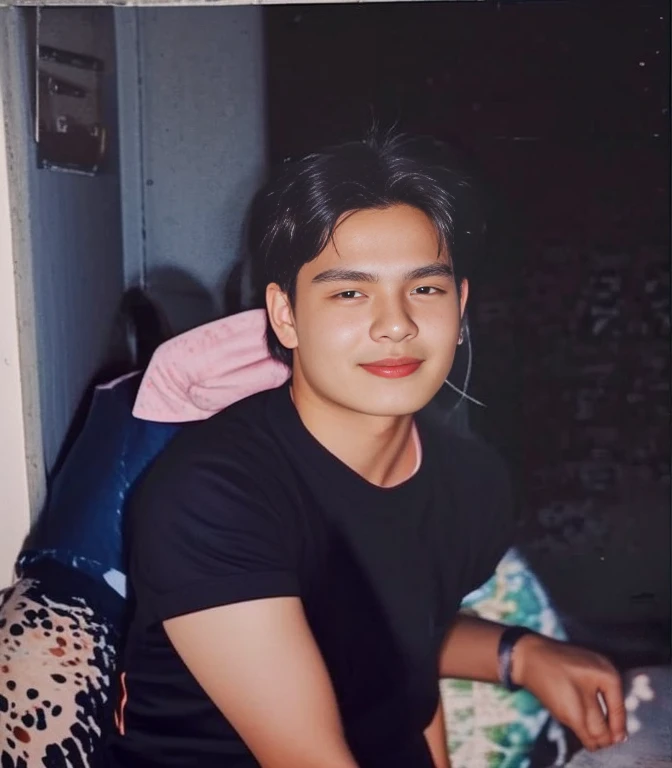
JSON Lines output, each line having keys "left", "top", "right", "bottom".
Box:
{"left": 47, "top": 268, "right": 209, "bottom": 481}
{"left": 216, "top": 167, "right": 267, "bottom": 313}
{"left": 144, "top": 258, "right": 256, "bottom": 336}
{"left": 48, "top": 258, "right": 252, "bottom": 484}
{"left": 142, "top": 166, "right": 263, "bottom": 333}
{"left": 143, "top": 266, "right": 219, "bottom": 337}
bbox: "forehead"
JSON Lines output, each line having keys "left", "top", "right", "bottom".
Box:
{"left": 308, "top": 205, "right": 448, "bottom": 272}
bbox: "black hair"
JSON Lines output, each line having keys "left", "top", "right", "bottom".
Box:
{"left": 248, "top": 133, "right": 483, "bottom": 366}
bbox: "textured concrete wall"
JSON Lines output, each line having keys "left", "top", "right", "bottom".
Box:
{"left": 117, "top": 6, "right": 267, "bottom": 334}
{"left": 473, "top": 244, "right": 670, "bottom": 623}
{"left": 518, "top": 245, "right": 669, "bottom": 622}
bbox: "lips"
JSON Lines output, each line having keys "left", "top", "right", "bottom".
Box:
{"left": 359, "top": 357, "right": 423, "bottom": 379}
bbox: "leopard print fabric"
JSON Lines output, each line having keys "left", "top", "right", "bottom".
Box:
{"left": 0, "top": 573, "right": 119, "bottom": 768}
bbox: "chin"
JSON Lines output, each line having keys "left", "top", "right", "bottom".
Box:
{"left": 347, "top": 389, "right": 436, "bottom": 418}
{"left": 304, "top": 368, "right": 443, "bottom": 418}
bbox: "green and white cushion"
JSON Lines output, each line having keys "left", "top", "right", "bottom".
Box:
{"left": 441, "top": 548, "right": 569, "bottom": 768}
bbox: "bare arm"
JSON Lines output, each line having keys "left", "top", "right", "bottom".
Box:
{"left": 164, "top": 596, "right": 358, "bottom": 768}
{"left": 439, "top": 613, "right": 503, "bottom": 682}
{"left": 423, "top": 695, "right": 451, "bottom": 768}
{"left": 439, "top": 613, "right": 627, "bottom": 752}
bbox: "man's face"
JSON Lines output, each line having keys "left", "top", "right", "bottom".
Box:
{"left": 272, "top": 204, "right": 468, "bottom": 417}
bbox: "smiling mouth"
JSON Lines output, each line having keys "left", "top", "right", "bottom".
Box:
{"left": 359, "top": 358, "right": 423, "bottom": 379}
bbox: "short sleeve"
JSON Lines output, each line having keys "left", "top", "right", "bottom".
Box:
{"left": 460, "top": 440, "right": 515, "bottom": 597}
{"left": 128, "top": 448, "right": 300, "bottom": 624}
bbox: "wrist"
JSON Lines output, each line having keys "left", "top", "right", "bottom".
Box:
{"left": 509, "top": 632, "right": 549, "bottom": 689}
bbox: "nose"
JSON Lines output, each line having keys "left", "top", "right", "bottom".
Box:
{"left": 370, "top": 296, "right": 418, "bottom": 344}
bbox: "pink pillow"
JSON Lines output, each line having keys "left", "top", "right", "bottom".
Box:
{"left": 133, "top": 309, "right": 290, "bottom": 423}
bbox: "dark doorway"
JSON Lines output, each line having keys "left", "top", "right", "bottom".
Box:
{"left": 265, "top": 0, "right": 670, "bottom": 644}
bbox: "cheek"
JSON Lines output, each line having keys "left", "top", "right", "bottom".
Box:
{"left": 422, "top": 305, "right": 461, "bottom": 345}
{"left": 297, "top": 304, "right": 365, "bottom": 354}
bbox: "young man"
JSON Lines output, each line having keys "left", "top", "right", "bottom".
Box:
{"left": 107, "top": 136, "right": 625, "bottom": 768}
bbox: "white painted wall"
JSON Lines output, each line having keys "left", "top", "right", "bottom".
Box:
{"left": 0, "top": 26, "right": 39, "bottom": 581}
{"left": 116, "top": 6, "right": 267, "bottom": 334}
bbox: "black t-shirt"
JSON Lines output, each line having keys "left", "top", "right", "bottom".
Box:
{"left": 106, "top": 383, "right": 512, "bottom": 768}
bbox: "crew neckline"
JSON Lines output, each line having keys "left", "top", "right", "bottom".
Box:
{"left": 268, "top": 382, "right": 432, "bottom": 510}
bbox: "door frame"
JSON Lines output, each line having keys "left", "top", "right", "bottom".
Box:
{"left": 0, "top": 7, "right": 45, "bottom": 582}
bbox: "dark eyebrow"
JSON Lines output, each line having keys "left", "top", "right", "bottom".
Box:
{"left": 311, "top": 268, "right": 378, "bottom": 284}
{"left": 311, "top": 263, "right": 454, "bottom": 285}
{"left": 404, "top": 263, "right": 454, "bottom": 281}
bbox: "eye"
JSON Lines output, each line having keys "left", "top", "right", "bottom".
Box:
{"left": 412, "top": 286, "right": 444, "bottom": 295}
{"left": 335, "top": 290, "right": 364, "bottom": 300}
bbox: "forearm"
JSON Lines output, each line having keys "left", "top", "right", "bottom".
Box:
{"left": 438, "top": 613, "right": 506, "bottom": 682}
{"left": 423, "top": 695, "right": 451, "bottom": 768}
{"left": 439, "top": 613, "right": 628, "bottom": 753}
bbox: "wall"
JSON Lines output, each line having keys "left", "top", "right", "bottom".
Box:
{"left": 265, "top": 2, "right": 670, "bottom": 625}
{"left": 0, "top": 10, "right": 40, "bottom": 580}
{"left": 0, "top": 4, "right": 266, "bottom": 573}
{"left": 474, "top": 243, "right": 670, "bottom": 624}
{"left": 8, "top": 7, "right": 125, "bottom": 476}
{"left": 116, "top": 6, "right": 267, "bottom": 334}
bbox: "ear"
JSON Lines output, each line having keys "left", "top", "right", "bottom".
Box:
{"left": 458, "top": 278, "right": 469, "bottom": 320}
{"left": 266, "top": 283, "right": 298, "bottom": 352}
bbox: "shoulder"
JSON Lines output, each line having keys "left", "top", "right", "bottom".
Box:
{"left": 132, "top": 388, "right": 294, "bottom": 519}
{"left": 128, "top": 389, "right": 304, "bottom": 569}
{"left": 452, "top": 432, "right": 509, "bottom": 488}
{"left": 147, "top": 389, "right": 281, "bottom": 476}
{"left": 426, "top": 430, "right": 515, "bottom": 587}
{"left": 422, "top": 424, "right": 513, "bottom": 536}
{"left": 422, "top": 422, "right": 510, "bottom": 497}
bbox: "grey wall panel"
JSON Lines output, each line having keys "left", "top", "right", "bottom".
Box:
{"left": 130, "top": 7, "right": 267, "bottom": 334}
{"left": 21, "top": 8, "right": 125, "bottom": 472}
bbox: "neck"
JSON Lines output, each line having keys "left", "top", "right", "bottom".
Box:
{"left": 290, "top": 376, "right": 417, "bottom": 488}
